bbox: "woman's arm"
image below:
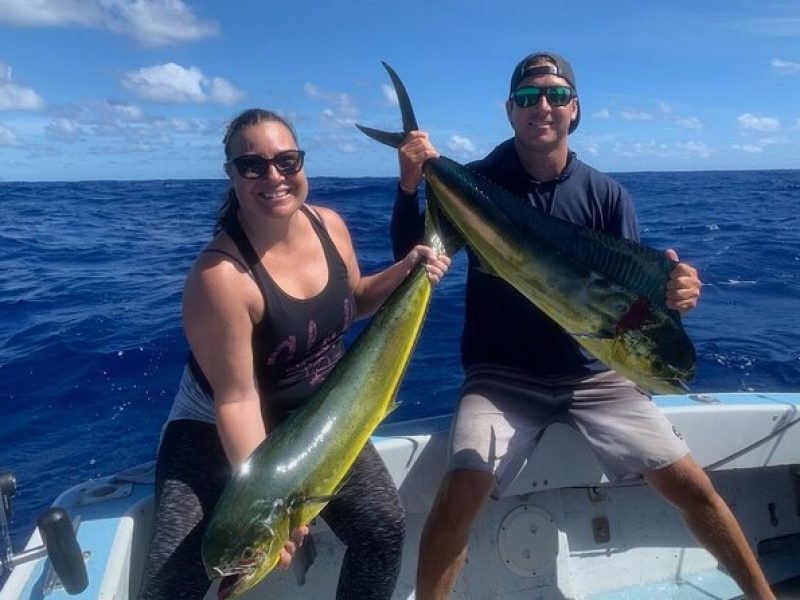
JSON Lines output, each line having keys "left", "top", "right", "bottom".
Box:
{"left": 183, "top": 251, "right": 309, "bottom": 567}
{"left": 182, "top": 252, "right": 266, "bottom": 467}
{"left": 390, "top": 132, "right": 441, "bottom": 260}
{"left": 314, "top": 205, "right": 450, "bottom": 319}
{"left": 353, "top": 245, "right": 448, "bottom": 317}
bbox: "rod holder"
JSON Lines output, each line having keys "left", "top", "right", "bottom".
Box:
{"left": 1, "top": 472, "right": 88, "bottom": 595}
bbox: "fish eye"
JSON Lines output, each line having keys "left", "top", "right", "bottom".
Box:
{"left": 241, "top": 546, "right": 255, "bottom": 561}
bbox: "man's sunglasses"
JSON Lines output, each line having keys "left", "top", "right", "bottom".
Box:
{"left": 228, "top": 150, "right": 306, "bottom": 179}
{"left": 512, "top": 86, "right": 576, "bottom": 108}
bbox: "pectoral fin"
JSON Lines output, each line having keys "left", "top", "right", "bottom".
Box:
{"left": 288, "top": 494, "right": 337, "bottom": 512}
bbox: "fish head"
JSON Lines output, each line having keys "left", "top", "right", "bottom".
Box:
{"left": 202, "top": 497, "right": 291, "bottom": 599}
{"left": 613, "top": 316, "right": 697, "bottom": 393}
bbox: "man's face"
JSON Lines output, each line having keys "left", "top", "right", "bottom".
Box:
{"left": 506, "top": 69, "right": 578, "bottom": 153}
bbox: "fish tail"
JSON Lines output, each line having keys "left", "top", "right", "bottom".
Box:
{"left": 354, "top": 124, "right": 406, "bottom": 148}
{"left": 355, "top": 61, "right": 420, "bottom": 147}
{"left": 381, "top": 61, "right": 419, "bottom": 133}
{"left": 358, "top": 62, "right": 464, "bottom": 258}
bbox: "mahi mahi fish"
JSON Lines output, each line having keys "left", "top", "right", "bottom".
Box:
{"left": 356, "top": 62, "right": 695, "bottom": 394}
{"left": 201, "top": 204, "right": 456, "bottom": 599}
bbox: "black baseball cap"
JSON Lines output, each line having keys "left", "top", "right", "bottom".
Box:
{"left": 508, "top": 51, "right": 580, "bottom": 133}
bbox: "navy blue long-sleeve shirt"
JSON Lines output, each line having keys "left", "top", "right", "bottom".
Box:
{"left": 390, "top": 139, "right": 640, "bottom": 377}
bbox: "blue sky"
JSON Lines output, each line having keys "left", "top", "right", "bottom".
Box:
{"left": 0, "top": 0, "right": 798, "bottom": 181}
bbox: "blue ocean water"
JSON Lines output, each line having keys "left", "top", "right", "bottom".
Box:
{"left": 1, "top": 171, "right": 799, "bottom": 554}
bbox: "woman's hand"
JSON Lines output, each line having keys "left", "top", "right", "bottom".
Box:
{"left": 277, "top": 525, "right": 310, "bottom": 569}
{"left": 404, "top": 244, "right": 451, "bottom": 285}
{"left": 665, "top": 249, "right": 701, "bottom": 314}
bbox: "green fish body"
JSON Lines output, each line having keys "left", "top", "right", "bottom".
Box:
{"left": 201, "top": 207, "right": 448, "bottom": 599}
{"left": 357, "top": 62, "right": 695, "bottom": 394}
{"left": 424, "top": 156, "right": 695, "bottom": 393}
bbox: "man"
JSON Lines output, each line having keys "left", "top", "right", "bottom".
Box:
{"left": 391, "top": 51, "right": 774, "bottom": 599}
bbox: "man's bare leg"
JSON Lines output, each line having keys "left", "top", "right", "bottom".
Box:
{"left": 416, "top": 469, "right": 496, "bottom": 600}
{"left": 645, "top": 455, "right": 775, "bottom": 600}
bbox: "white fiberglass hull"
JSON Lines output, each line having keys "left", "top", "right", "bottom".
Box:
{"left": 3, "top": 392, "right": 800, "bottom": 599}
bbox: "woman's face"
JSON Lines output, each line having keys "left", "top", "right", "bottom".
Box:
{"left": 225, "top": 121, "right": 309, "bottom": 220}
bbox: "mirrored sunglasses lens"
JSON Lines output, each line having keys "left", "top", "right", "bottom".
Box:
{"left": 547, "top": 87, "right": 573, "bottom": 106}
{"left": 514, "top": 87, "right": 542, "bottom": 108}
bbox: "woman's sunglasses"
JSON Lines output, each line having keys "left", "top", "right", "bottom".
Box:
{"left": 228, "top": 150, "right": 305, "bottom": 179}
{"left": 513, "top": 86, "right": 576, "bottom": 108}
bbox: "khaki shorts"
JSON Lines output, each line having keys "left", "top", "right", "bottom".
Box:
{"left": 449, "top": 364, "right": 690, "bottom": 492}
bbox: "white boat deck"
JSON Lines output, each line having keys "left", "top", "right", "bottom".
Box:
{"left": 2, "top": 393, "right": 800, "bottom": 599}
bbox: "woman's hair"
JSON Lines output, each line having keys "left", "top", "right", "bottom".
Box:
{"left": 215, "top": 109, "right": 299, "bottom": 233}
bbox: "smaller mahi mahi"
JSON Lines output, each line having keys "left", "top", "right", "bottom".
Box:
{"left": 356, "top": 62, "right": 696, "bottom": 394}
{"left": 201, "top": 203, "right": 456, "bottom": 599}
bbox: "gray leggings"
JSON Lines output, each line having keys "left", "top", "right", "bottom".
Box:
{"left": 138, "top": 419, "right": 405, "bottom": 600}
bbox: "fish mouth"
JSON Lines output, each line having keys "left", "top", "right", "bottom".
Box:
{"left": 217, "top": 573, "right": 243, "bottom": 600}
{"left": 212, "top": 562, "right": 255, "bottom": 599}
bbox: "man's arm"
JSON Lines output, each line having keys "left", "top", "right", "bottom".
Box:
{"left": 390, "top": 186, "right": 425, "bottom": 260}
{"left": 390, "top": 131, "right": 440, "bottom": 260}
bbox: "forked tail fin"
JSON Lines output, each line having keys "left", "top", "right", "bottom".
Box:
{"left": 355, "top": 61, "right": 419, "bottom": 148}
{"left": 357, "top": 61, "right": 464, "bottom": 258}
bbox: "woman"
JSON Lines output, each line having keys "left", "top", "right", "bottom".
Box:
{"left": 138, "top": 108, "right": 450, "bottom": 599}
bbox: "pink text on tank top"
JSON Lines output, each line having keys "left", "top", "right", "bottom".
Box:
{"left": 265, "top": 298, "right": 355, "bottom": 388}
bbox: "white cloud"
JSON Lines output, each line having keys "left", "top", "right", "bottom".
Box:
{"left": 581, "top": 142, "right": 600, "bottom": 156}
{"left": 121, "top": 63, "right": 244, "bottom": 105}
{"left": 754, "top": 135, "right": 789, "bottom": 147}
{"left": 208, "top": 78, "right": 245, "bottom": 105}
{"left": 737, "top": 112, "right": 779, "bottom": 132}
{"left": 106, "top": 0, "right": 218, "bottom": 46}
{"left": 675, "top": 141, "right": 712, "bottom": 158}
{"left": 45, "top": 117, "right": 84, "bottom": 142}
{"left": 0, "top": 0, "right": 217, "bottom": 47}
{"left": 771, "top": 57, "right": 800, "bottom": 75}
{"left": 613, "top": 139, "right": 712, "bottom": 161}
{"left": 0, "top": 121, "right": 19, "bottom": 145}
{"left": 658, "top": 102, "right": 672, "bottom": 114}
{"left": 674, "top": 116, "right": 703, "bottom": 130}
{"left": 0, "top": 0, "right": 100, "bottom": 26}
{"left": 593, "top": 108, "right": 611, "bottom": 119}
{"left": 304, "top": 82, "right": 357, "bottom": 112}
{"left": 620, "top": 110, "right": 653, "bottom": 121}
{"left": 733, "top": 144, "right": 763, "bottom": 153}
{"left": 0, "top": 63, "right": 45, "bottom": 110}
{"left": 447, "top": 135, "right": 475, "bottom": 154}
{"left": 100, "top": 99, "right": 145, "bottom": 121}
{"left": 150, "top": 117, "right": 210, "bottom": 134}
{"left": 304, "top": 82, "right": 359, "bottom": 127}
{"left": 381, "top": 84, "right": 398, "bottom": 106}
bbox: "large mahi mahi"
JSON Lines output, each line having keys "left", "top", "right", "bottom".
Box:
{"left": 201, "top": 205, "right": 453, "bottom": 599}
{"left": 357, "top": 62, "right": 696, "bottom": 394}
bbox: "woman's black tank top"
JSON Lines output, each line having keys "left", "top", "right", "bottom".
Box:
{"left": 189, "top": 205, "right": 355, "bottom": 419}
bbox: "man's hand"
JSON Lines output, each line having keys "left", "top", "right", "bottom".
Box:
{"left": 665, "top": 249, "right": 701, "bottom": 314}
{"left": 398, "top": 131, "right": 439, "bottom": 194}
